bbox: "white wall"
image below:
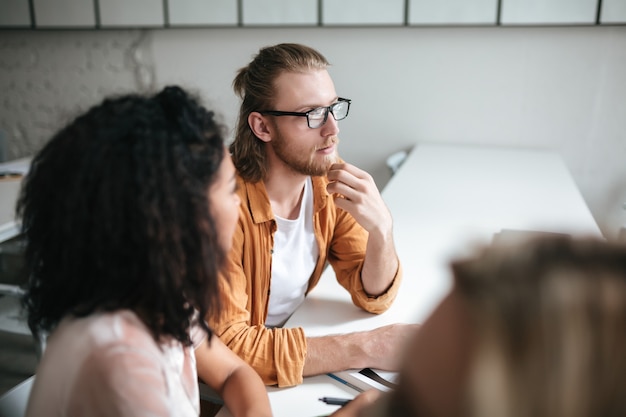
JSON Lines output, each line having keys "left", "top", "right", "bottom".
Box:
{"left": 1, "top": 26, "right": 625, "bottom": 239}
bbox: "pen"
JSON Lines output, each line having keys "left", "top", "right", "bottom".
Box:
{"left": 326, "top": 373, "right": 364, "bottom": 393}
{"left": 319, "top": 397, "right": 352, "bottom": 406}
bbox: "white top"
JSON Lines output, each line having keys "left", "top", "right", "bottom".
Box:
{"left": 26, "top": 310, "right": 205, "bottom": 417}
{"left": 266, "top": 177, "right": 318, "bottom": 328}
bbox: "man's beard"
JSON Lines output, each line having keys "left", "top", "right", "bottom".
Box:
{"left": 271, "top": 131, "right": 339, "bottom": 176}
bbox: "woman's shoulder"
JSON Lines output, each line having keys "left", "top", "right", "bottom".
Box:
{"left": 56, "top": 310, "right": 158, "bottom": 353}
{"left": 34, "top": 310, "right": 166, "bottom": 403}
{"left": 71, "top": 311, "right": 165, "bottom": 378}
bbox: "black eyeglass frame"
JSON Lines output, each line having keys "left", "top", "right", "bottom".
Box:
{"left": 258, "top": 97, "right": 351, "bottom": 129}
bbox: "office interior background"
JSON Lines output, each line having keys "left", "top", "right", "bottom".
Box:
{"left": 3, "top": 24, "right": 625, "bottom": 239}
{"left": 0, "top": 0, "right": 625, "bottom": 403}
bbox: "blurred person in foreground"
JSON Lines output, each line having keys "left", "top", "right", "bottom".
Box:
{"left": 201, "top": 42, "right": 417, "bottom": 387}
{"left": 333, "top": 235, "right": 626, "bottom": 417}
{"left": 18, "top": 86, "right": 271, "bottom": 417}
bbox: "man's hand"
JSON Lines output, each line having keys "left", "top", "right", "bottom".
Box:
{"left": 326, "top": 162, "right": 400, "bottom": 296}
{"left": 326, "top": 162, "right": 392, "bottom": 235}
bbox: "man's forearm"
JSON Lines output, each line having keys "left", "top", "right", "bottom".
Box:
{"left": 303, "top": 323, "right": 416, "bottom": 377}
{"left": 303, "top": 333, "right": 371, "bottom": 376}
{"left": 361, "top": 225, "right": 399, "bottom": 296}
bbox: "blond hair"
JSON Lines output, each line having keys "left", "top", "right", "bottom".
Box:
{"left": 230, "top": 43, "right": 329, "bottom": 182}
{"left": 453, "top": 236, "right": 626, "bottom": 417}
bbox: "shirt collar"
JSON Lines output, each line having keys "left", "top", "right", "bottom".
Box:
{"left": 242, "top": 175, "right": 331, "bottom": 225}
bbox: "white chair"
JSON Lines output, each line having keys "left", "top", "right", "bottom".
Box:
{"left": 385, "top": 150, "right": 408, "bottom": 175}
{"left": 0, "top": 231, "right": 46, "bottom": 358}
{"left": 0, "top": 261, "right": 43, "bottom": 417}
{"left": 0, "top": 285, "right": 29, "bottom": 337}
{"left": 0, "top": 285, "right": 45, "bottom": 358}
{"left": 0, "top": 375, "right": 33, "bottom": 417}
{"left": 0, "top": 233, "right": 32, "bottom": 342}
{"left": 0, "top": 286, "right": 37, "bottom": 417}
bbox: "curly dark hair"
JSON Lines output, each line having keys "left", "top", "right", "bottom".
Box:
{"left": 17, "top": 85, "right": 226, "bottom": 346}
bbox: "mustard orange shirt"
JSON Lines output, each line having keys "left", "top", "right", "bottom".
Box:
{"left": 208, "top": 174, "right": 402, "bottom": 387}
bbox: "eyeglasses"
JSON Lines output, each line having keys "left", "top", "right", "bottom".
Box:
{"left": 258, "top": 98, "right": 351, "bottom": 129}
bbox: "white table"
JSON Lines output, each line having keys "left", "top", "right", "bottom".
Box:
{"left": 288, "top": 142, "right": 601, "bottom": 332}
{"left": 220, "top": 143, "right": 602, "bottom": 417}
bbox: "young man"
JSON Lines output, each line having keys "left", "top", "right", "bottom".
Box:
{"left": 202, "top": 43, "right": 417, "bottom": 387}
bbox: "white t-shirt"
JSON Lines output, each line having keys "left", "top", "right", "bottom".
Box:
{"left": 266, "top": 177, "right": 319, "bottom": 328}
{"left": 26, "top": 310, "right": 204, "bottom": 417}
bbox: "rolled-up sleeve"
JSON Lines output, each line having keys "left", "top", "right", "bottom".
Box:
{"left": 209, "top": 257, "right": 307, "bottom": 386}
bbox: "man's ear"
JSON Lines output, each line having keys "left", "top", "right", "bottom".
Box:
{"left": 248, "top": 112, "right": 273, "bottom": 143}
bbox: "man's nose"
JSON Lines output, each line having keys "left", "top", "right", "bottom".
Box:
{"left": 321, "top": 112, "right": 340, "bottom": 136}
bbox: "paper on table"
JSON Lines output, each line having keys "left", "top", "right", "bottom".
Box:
{"left": 492, "top": 229, "right": 571, "bottom": 245}
{"left": 331, "top": 369, "right": 398, "bottom": 393}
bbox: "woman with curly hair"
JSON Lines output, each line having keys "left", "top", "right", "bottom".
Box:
{"left": 18, "top": 86, "right": 271, "bottom": 417}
